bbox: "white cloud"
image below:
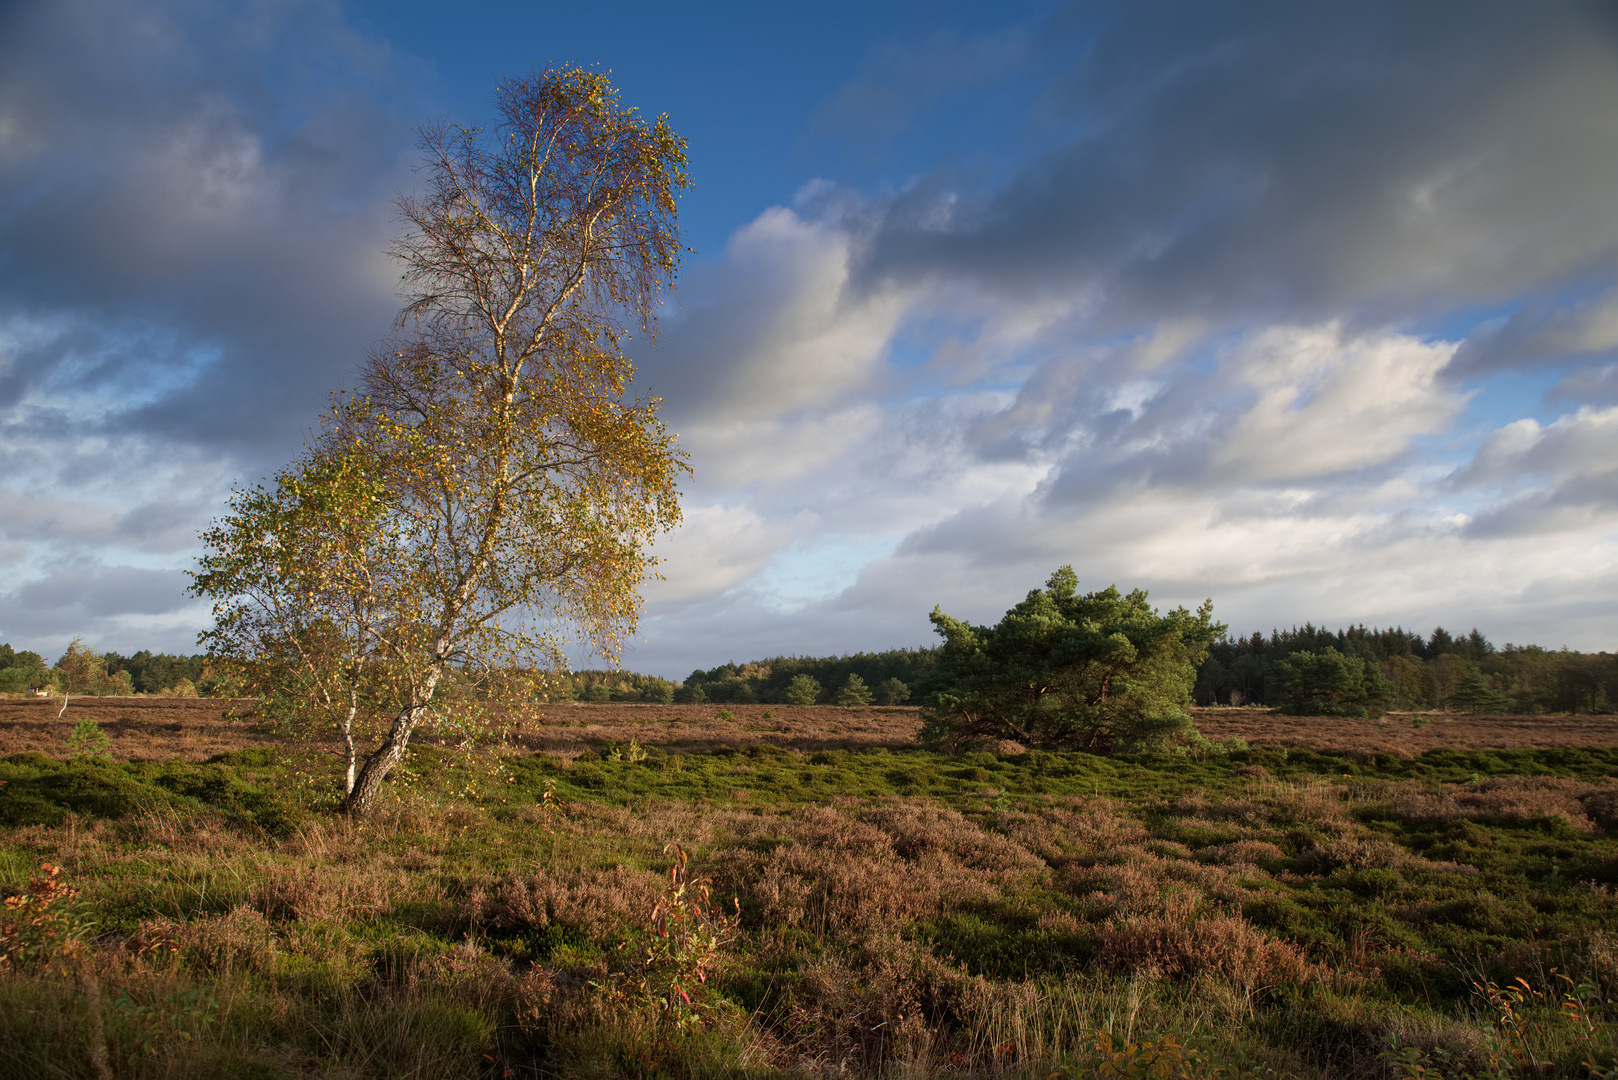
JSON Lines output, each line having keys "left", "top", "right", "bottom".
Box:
{"left": 1452, "top": 406, "right": 1618, "bottom": 537}
{"left": 650, "top": 207, "right": 913, "bottom": 427}
{"left": 643, "top": 503, "right": 797, "bottom": 607}
{"left": 681, "top": 405, "right": 885, "bottom": 489}
{"left": 1213, "top": 325, "right": 1462, "bottom": 482}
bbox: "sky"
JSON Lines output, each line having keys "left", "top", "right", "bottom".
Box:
{"left": 2, "top": 0, "right": 1617, "bottom": 677}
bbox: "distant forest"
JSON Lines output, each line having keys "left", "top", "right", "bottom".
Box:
{"left": 0, "top": 643, "right": 213, "bottom": 696}
{"left": 675, "top": 625, "right": 1618, "bottom": 713}
{"left": 675, "top": 650, "right": 937, "bottom": 706}
{"left": 1197, "top": 624, "right": 1616, "bottom": 713}
{"left": 1, "top": 625, "right": 1614, "bottom": 713}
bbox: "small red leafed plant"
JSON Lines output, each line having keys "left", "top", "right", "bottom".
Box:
{"left": 0, "top": 862, "right": 87, "bottom": 973}
{"left": 639, "top": 842, "right": 739, "bottom": 1029}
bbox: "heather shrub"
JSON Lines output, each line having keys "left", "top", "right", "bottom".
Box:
{"left": 746, "top": 837, "right": 994, "bottom": 935}
{"left": 1384, "top": 775, "right": 1605, "bottom": 832}
{"left": 1584, "top": 787, "right": 1618, "bottom": 832}
{"left": 4, "top": 709, "right": 1618, "bottom": 1077}
{"left": 859, "top": 802, "right": 1044, "bottom": 874}
{"left": 1000, "top": 801, "right": 1151, "bottom": 867}
{"left": 1296, "top": 837, "right": 1407, "bottom": 874}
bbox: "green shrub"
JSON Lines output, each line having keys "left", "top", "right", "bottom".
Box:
{"left": 917, "top": 565, "right": 1223, "bottom": 752}
{"left": 63, "top": 717, "right": 111, "bottom": 761}
{"left": 875, "top": 677, "right": 910, "bottom": 705}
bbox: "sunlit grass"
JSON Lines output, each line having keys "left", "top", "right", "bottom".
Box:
{"left": 4, "top": 736, "right": 1618, "bottom": 1076}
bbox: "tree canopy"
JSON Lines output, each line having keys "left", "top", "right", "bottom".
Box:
{"left": 1270, "top": 647, "right": 1395, "bottom": 717}
{"left": 916, "top": 566, "right": 1224, "bottom": 753}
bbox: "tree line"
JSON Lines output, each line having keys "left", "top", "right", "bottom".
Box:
{"left": 5, "top": 627, "right": 1612, "bottom": 717}
{"left": 0, "top": 640, "right": 214, "bottom": 697}
{"left": 676, "top": 649, "right": 936, "bottom": 706}
{"left": 1196, "top": 624, "right": 1617, "bottom": 714}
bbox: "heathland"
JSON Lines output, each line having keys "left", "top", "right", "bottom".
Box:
{"left": 3, "top": 697, "right": 1618, "bottom": 1077}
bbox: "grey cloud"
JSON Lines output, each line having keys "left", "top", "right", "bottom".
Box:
{"left": 0, "top": 0, "right": 424, "bottom": 468}
{"left": 1463, "top": 474, "right": 1618, "bottom": 539}
{"left": 9, "top": 565, "right": 194, "bottom": 619}
{"left": 896, "top": 493, "right": 1055, "bottom": 568}
{"left": 1453, "top": 406, "right": 1618, "bottom": 535}
{"left": 1456, "top": 408, "right": 1618, "bottom": 487}
{"left": 0, "top": 561, "right": 207, "bottom": 656}
{"left": 117, "top": 494, "right": 220, "bottom": 553}
{"left": 0, "top": 490, "right": 120, "bottom": 546}
{"left": 1451, "top": 288, "right": 1618, "bottom": 378}
{"left": 0, "top": 484, "right": 215, "bottom": 554}
{"left": 855, "top": 4, "right": 1618, "bottom": 335}
{"left": 1549, "top": 363, "right": 1618, "bottom": 405}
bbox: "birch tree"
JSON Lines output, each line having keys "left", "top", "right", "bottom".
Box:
{"left": 191, "top": 447, "right": 403, "bottom": 795}
{"left": 192, "top": 69, "right": 690, "bottom": 815}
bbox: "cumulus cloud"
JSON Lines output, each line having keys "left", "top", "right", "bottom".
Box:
{"left": 1210, "top": 326, "right": 1460, "bottom": 483}
{"left": 1454, "top": 407, "right": 1618, "bottom": 536}
{"left": 648, "top": 206, "right": 912, "bottom": 431}
{"left": 643, "top": 503, "right": 797, "bottom": 607}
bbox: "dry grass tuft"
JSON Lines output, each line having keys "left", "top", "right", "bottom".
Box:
{"left": 151, "top": 905, "right": 278, "bottom": 977}
{"left": 780, "top": 935, "right": 979, "bottom": 1073}
{"left": 1095, "top": 911, "right": 1318, "bottom": 986}
{"left": 252, "top": 864, "right": 424, "bottom": 924}
{"left": 1197, "top": 840, "right": 1287, "bottom": 868}
{"left": 458, "top": 865, "right": 667, "bottom": 940}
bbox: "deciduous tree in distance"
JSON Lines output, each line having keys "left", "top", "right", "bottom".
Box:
{"left": 191, "top": 69, "right": 690, "bottom": 816}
